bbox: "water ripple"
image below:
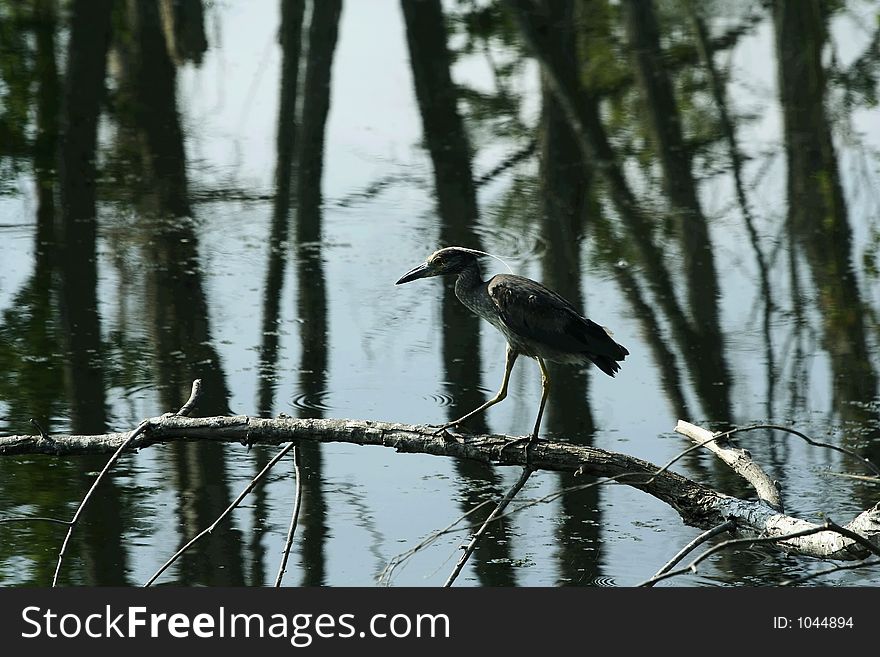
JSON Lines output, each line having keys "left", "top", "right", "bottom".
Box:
{"left": 290, "top": 390, "right": 335, "bottom": 413}
{"left": 470, "top": 224, "right": 546, "bottom": 268}
{"left": 426, "top": 392, "right": 455, "bottom": 408}
{"left": 590, "top": 575, "right": 617, "bottom": 587}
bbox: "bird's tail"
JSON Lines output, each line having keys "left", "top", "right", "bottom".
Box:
{"left": 590, "top": 342, "right": 629, "bottom": 378}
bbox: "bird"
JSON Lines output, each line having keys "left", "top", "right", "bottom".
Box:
{"left": 395, "top": 246, "right": 628, "bottom": 446}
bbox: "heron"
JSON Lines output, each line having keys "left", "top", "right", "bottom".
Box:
{"left": 396, "top": 246, "right": 628, "bottom": 446}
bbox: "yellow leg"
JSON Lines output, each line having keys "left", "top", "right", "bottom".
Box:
{"left": 498, "top": 357, "right": 550, "bottom": 465}
{"left": 531, "top": 357, "right": 551, "bottom": 439}
{"left": 438, "top": 346, "right": 518, "bottom": 432}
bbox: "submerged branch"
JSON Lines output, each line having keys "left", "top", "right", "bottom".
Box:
{"left": 52, "top": 379, "right": 203, "bottom": 587}
{"left": 274, "top": 446, "right": 303, "bottom": 587}
{"left": 144, "top": 440, "right": 296, "bottom": 587}
{"left": 444, "top": 466, "right": 534, "bottom": 587}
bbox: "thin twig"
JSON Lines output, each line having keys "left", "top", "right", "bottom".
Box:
{"left": 619, "top": 435, "right": 725, "bottom": 487}
{"left": 176, "top": 379, "right": 203, "bottom": 417}
{"left": 444, "top": 467, "right": 533, "bottom": 587}
{"left": 781, "top": 558, "right": 880, "bottom": 586}
{"left": 636, "top": 520, "right": 877, "bottom": 587}
{"left": 30, "top": 418, "right": 52, "bottom": 442}
{"left": 823, "top": 471, "right": 880, "bottom": 484}
{"left": 52, "top": 379, "right": 203, "bottom": 587}
{"left": 0, "top": 517, "right": 71, "bottom": 525}
{"left": 144, "top": 441, "right": 295, "bottom": 587}
{"left": 52, "top": 419, "right": 150, "bottom": 586}
{"left": 821, "top": 519, "right": 880, "bottom": 558}
{"left": 383, "top": 435, "right": 729, "bottom": 577}
{"left": 377, "top": 499, "right": 495, "bottom": 586}
{"left": 274, "top": 445, "right": 302, "bottom": 587}
{"left": 715, "top": 424, "right": 880, "bottom": 477}
{"left": 644, "top": 519, "right": 737, "bottom": 587}
{"left": 474, "top": 138, "right": 537, "bottom": 187}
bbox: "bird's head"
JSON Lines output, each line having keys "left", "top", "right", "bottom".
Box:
{"left": 395, "top": 247, "right": 479, "bottom": 285}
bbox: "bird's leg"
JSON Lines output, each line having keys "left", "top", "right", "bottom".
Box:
{"left": 530, "top": 357, "right": 551, "bottom": 442}
{"left": 433, "top": 346, "right": 518, "bottom": 436}
{"left": 500, "top": 358, "right": 550, "bottom": 464}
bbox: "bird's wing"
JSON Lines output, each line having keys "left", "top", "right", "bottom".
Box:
{"left": 487, "top": 275, "right": 626, "bottom": 359}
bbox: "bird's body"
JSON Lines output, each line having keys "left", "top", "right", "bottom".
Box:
{"left": 396, "top": 247, "right": 628, "bottom": 442}
{"left": 455, "top": 265, "right": 626, "bottom": 373}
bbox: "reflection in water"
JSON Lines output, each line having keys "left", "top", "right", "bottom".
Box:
{"left": 535, "top": 0, "right": 600, "bottom": 586}
{"left": 117, "top": 0, "right": 232, "bottom": 414}
{"left": 0, "top": 0, "right": 126, "bottom": 586}
{"left": 115, "top": 0, "right": 242, "bottom": 586}
{"left": 55, "top": 0, "right": 128, "bottom": 585}
{"left": 56, "top": 0, "right": 112, "bottom": 435}
{"left": 0, "top": 0, "right": 63, "bottom": 438}
{"left": 251, "top": 0, "right": 306, "bottom": 584}
{"left": 33, "top": 0, "right": 59, "bottom": 280}
{"left": 258, "top": 0, "right": 305, "bottom": 418}
{"left": 400, "top": 0, "right": 479, "bottom": 224}
{"left": 621, "top": 0, "right": 731, "bottom": 421}
{"left": 295, "top": 248, "right": 330, "bottom": 588}
{"left": 688, "top": 2, "right": 776, "bottom": 417}
{"left": 774, "top": 0, "right": 880, "bottom": 457}
{"left": 294, "top": 0, "right": 343, "bottom": 587}
{"left": 621, "top": 0, "right": 741, "bottom": 497}
{"left": 403, "top": 0, "right": 517, "bottom": 586}
{"left": 159, "top": 0, "right": 208, "bottom": 66}
{"left": 1, "top": 0, "right": 879, "bottom": 587}
{"left": 506, "top": 0, "right": 731, "bottom": 424}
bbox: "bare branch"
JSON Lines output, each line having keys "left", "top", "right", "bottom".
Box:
{"left": 144, "top": 441, "right": 296, "bottom": 587}
{"left": 644, "top": 520, "right": 737, "bottom": 587}
{"left": 0, "top": 517, "right": 71, "bottom": 526}
{"left": 638, "top": 523, "right": 839, "bottom": 586}
{"left": 675, "top": 420, "right": 782, "bottom": 510}
{"left": 715, "top": 424, "right": 880, "bottom": 477}
{"left": 274, "top": 446, "right": 303, "bottom": 587}
{"left": 821, "top": 518, "right": 880, "bottom": 559}
{"left": 176, "top": 378, "right": 203, "bottom": 417}
{"left": 0, "top": 416, "right": 717, "bottom": 525}
{"left": 824, "top": 471, "right": 880, "bottom": 485}
{"left": 6, "top": 413, "right": 877, "bottom": 571}
{"left": 29, "top": 418, "right": 52, "bottom": 442}
{"left": 377, "top": 499, "right": 495, "bottom": 586}
{"left": 52, "top": 378, "right": 204, "bottom": 586}
{"left": 444, "top": 467, "right": 533, "bottom": 587}
{"left": 782, "top": 559, "right": 880, "bottom": 586}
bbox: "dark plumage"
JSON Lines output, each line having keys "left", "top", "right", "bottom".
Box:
{"left": 396, "top": 246, "right": 628, "bottom": 440}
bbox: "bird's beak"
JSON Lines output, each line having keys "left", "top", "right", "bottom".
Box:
{"left": 395, "top": 261, "right": 435, "bottom": 285}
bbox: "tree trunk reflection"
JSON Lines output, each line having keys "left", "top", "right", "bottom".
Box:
{"left": 294, "top": 0, "right": 342, "bottom": 586}
{"left": 774, "top": 0, "right": 879, "bottom": 456}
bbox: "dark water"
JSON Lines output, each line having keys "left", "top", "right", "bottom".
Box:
{"left": 1, "top": 0, "right": 879, "bottom": 587}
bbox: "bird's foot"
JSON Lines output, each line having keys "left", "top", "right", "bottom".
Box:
{"left": 432, "top": 423, "right": 460, "bottom": 441}
{"left": 499, "top": 434, "right": 540, "bottom": 466}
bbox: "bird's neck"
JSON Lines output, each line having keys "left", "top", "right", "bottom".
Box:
{"left": 453, "top": 258, "right": 483, "bottom": 302}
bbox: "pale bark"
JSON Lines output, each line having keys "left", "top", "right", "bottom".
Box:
{"left": 3, "top": 415, "right": 878, "bottom": 562}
